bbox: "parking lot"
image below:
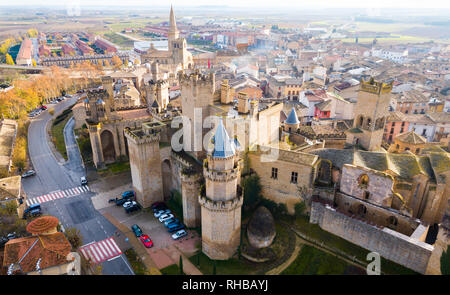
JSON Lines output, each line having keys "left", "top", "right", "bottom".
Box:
{"left": 93, "top": 185, "right": 201, "bottom": 271}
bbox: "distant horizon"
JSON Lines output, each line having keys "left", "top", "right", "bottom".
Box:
{"left": 0, "top": 0, "right": 450, "bottom": 9}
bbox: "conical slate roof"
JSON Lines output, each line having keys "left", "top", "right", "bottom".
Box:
{"left": 285, "top": 107, "right": 299, "bottom": 124}
{"left": 212, "top": 119, "right": 235, "bottom": 158}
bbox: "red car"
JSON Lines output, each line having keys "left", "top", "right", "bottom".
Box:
{"left": 140, "top": 234, "right": 153, "bottom": 248}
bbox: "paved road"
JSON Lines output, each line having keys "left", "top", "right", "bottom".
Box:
{"left": 22, "top": 96, "right": 134, "bottom": 275}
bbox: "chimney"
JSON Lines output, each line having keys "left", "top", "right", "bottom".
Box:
{"left": 221, "top": 79, "right": 232, "bottom": 104}
{"left": 238, "top": 92, "right": 249, "bottom": 114}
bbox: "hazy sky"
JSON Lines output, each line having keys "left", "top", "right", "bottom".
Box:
{"left": 1, "top": 0, "right": 450, "bottom": 9}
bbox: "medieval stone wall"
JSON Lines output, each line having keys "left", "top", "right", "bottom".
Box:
{"left": 310, "top": 201, "right": 434, "bottom": 274}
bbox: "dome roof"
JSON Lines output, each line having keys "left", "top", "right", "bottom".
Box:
{"left": 285, "top": 107, "right": 299, "bottom": 124}
{"left": 26, "top": 216, "right": 59, "bottom": 235}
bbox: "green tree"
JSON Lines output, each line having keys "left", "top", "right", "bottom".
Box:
{"left": 441, "top": 248, "right": 450, "bottom": 275}
{"left": 294, "top": 202, "right": 306, "bottom": 218}
{"left": 64, "top": 227, "right": 83, "bottom": 251}
{"left": 5, "top": 53, "right": 15, "bottom": 65}
{"left": 242, "top": 174, "right": 262, "bottom": 210}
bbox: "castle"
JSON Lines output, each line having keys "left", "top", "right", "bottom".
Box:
{"left": 75, "top": 8, "right": 449, "bottom": 272}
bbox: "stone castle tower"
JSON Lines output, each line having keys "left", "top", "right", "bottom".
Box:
{"left": 179, "top": 71, "right": 216, "bottom": 160}
{"left": 200, "top": 119, "right": 243, "bottom": 260}
{"left": 346, "top": 77, "right": 393, "bottom": 151}
{"left": 124, "top": 121, "right": 166, "bottom": 208}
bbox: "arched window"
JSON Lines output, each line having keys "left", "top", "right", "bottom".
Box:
{"left": 358, "top": 174, "right": 369, "bottom": 188}
{"left": 388, "top": 216, "right": 398, "bottom": 226}
{"left": 357, "top": 115, "right": 364, "bottom": 128}
{"left": 366, "top": 117, "right": 372, "bottom": 129}
{"left": 358, "top": 204, "right": 367, "bottom": 215}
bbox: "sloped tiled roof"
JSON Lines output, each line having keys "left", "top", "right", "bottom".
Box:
{"left": 3, "top": 233, "right": 72, "bottom": 273}
{"left": 395, "top": 131, "right": 426, "bottom": 144}
{"left": 310, "top": 148, "right": 439, "bottom": 182}
{"left": 0, "top": 176, "right": 21, "bottom": 201}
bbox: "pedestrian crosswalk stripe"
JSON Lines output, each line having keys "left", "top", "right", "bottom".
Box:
{"left": 80, "top": 237, "right": 122, "bottom": 264}
{"left": 25, "top": 185, "right": 90, "bottom": 206}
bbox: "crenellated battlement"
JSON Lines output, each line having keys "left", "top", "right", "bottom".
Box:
{"left": 87, "top": 89, "right": 109, "bottom": 100}
{"left": 360, "top": 77, "right": 393, "bottom": 94}
{"left": 124, "top": 121, "right": 165, "bottom": 145}
{"left": 199, "top": 194, "right": 243, "bottom": 212}
{"left": 204, "top": 166, "right": 239, "bottom": 182}
{"left": 179, "top": 70, "right": 215, "bottom": 88}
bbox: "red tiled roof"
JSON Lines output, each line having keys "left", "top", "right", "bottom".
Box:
{"left": 26, "top": 216, "right": 59, "bottom": 235}
{"left": 17, "top": 39, "right": 32, "bottom": 60}
{"left": 118, "top": 108, "right": 150, "bottom": 120}
{"left": 2, "top": 233, "right": 72, "bottom": 273}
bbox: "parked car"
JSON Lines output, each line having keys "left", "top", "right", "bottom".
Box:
{"left": 164, "top": 218, "right": 180, "bottom": 227}
{"left": 152, "top": 204, "right": 167, "bottom": 213}
{"left": 172, "top": 229, "right": 187, "bottom": 240}
{"left": 167, "top": 221, "right": 183, "bottom": 230}
{"left": 131, "top": 224, "right": 143, "bottom": 237}
{"left": 123, "top": 201, "right": 137, "bottom": 209}
{"left": 122, "top": 191, "right": 135, "bottom": 199}
{"left": 81, "top": 176, "right": 88, "bottom": 186}
{"left": 23, "top": 204, "right": 42, "bottom": 219}
{"left": 125, "top": 204, "right": 140, "bottom": 214}
{"left": 159, "top": 214, "right": 174, "bottom": 223}
{"left": 115, "top": 193, "right": 134, "bottom": 206}
{"left": 140, "top": 234, "right": 153, "bottom": 248}
{"left": 154, "top": 209, "right": 170, "bottom": 218}
{"left": 168, "top": 224, "right": 185, "bottom": 233}
{"left": 6, "top": 232, "right": 17, "bottom": 240}
{"left": 21, "top": 170, "right": 36, "bottom": 178}
{"left": 151, "top": 202, "right": 166, "bottom": 210}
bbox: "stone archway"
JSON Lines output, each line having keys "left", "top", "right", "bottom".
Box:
{"left": 101, "top": 130, "right": 116, "bottom": 163}
{"left": 162, "top": 159, "right": 172, "bottom": 200}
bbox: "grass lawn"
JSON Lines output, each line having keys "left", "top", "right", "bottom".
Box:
{"left": 282, "top": 245, "right": 365, "bottom": 275}
{"left": 291, "top": 215, "right": 418, "bottom": 275}
{"left": 103, "top": 32, "right": 135, "bottom": 48}
{"left": 188, "top": 251, "right": 256, "bottom": 275}
{"left": 160, "top": 264, "right": 182, "bottom": 275}
{"left": 50, "top": 114, "right": 72, "bottom": 161}
{"left": 124, "top": 248, "right": 150, "bottom": 275}
{"left": 98, "top": 161, "right": 130, "bottom": 176}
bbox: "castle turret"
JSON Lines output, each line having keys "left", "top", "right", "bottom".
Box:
{"left": 200, "top": 119, "right": 243, "bottom": 260}
{"left": 284, "top": 107, "right": 300, "bottom": 132}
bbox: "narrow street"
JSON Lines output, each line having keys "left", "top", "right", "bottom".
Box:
{"left": 21, "top": 95, "right": 134, "bottom": 275}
